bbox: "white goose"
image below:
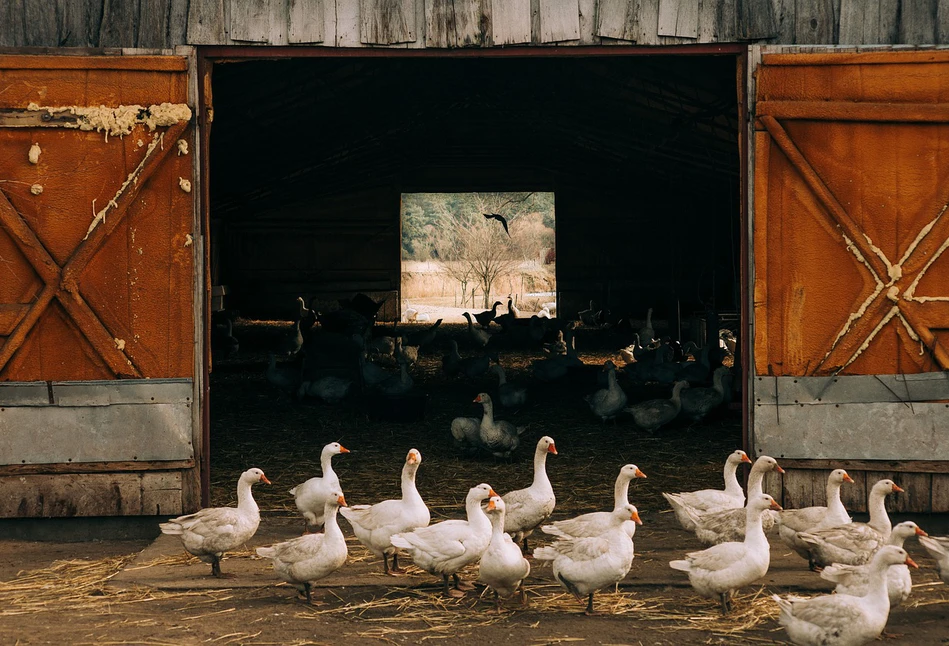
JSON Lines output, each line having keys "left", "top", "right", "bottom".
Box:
{"left": 798, "top": 479, "right": 903, "bottom": 569}
{"left": 820, "top": 521, "right": 928, "bottom": 607}
{"left": 340, "top": 449, "right": 430, "bottom": 575}
{"left": 670, "top": 493, "right": 782, "bottom": 614}
{"left": 502, "top": 436, "right": 558, "bottom": 552}
{"left": 777, "top": 469, "right": 854, "bottom": 561}
{"left": 159, "top": 467, "right": 270, "bottom": 578}
{"left": 289, "top": 442, "right": 351, "bottom": 532}
{"left": 474, "top": 392, "right": 523, "bottom": 458}
{"left": 918, "top": 534, "right": 949, "bottom": 583}
{"left": 256, "top": 492, "right": 348, "bottom": 604}
{"left": 533, "top": 504, "right": 641, "bottom": 615}
{"left": 479, "top": 496, "right": 531, "bottom": 612}
{"left": 390, "top": 483, "right": 497, "bottom": 597}
{"left": 663, "top": 450, "right": 752, "bottom": 531}
{"left": 623, "top": 380, "right": 689, "bottom": 432}
{"left": 542, "top": 464, "right": 647, "bottom": 538}
{"left": 686, "top": 455, "right": 785, "bottom": 545}
{"left": 773, "top": 546, "right": 918, "bottom": 646}
{"left": 583, "top": 360, "right": 628, "bottom": 423}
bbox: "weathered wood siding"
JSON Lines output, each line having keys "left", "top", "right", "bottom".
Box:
{"left": 6, "top": 0, "right": 949, "bottom": 48}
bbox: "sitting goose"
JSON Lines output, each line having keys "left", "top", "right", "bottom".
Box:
{"left": 450, "top": 415, "right": 483, "bottom": 455}
{"left": 160, "top": 468, "right": 271, "bottom": 577}
{"left": 821, "top": 521, "right": 928, "bottom": 607}
{"left": 583, "top": 360, "right": 627, "bottom": 423}
{"left": 489, "top": 364, "right": 528, "bottom": 409}
{"left": 290, "top": 443, "right": 351, "bottom": 532}
{"left": 679, "top": 365, "right": 730, "bottom": 423}
{"left": 474, "top": 393, "right": 524, "bottom": 458}
{"left": 474, "top": 301, "right": 503, "bottom": 328}
{"left": 798, "top": 479, "right": 904, "bottom": 569}
{"left": 534, "top": 504, "right": 641, "bottom": 615}
{"left": 542, "top": 464, "right": 647, "bottom": 539}
{"left": 340, "top": 449, "right": 430, "bottom": 575}
{"left": 503, "top": 436, "right": 558, "bottom": 552}
{"left": 458, "top": 350, "right": 495, "bottom": 380}
{"left": 686, "top": 455, "right": 785, "bottom": 545}
{"left": 298, "top": 375, "right": 352, "bottom": 404}
{"left": 256, "top": 492, "right": 348, "bottom": 604}
{"left": 663, "top": 450, "right": 752, "bottom": 531}
{"left": 462, "top": 312, "right": 492, "bottom": 347}
{"left": 278, "top": 317, "right": 304, "bottom": 356}
{"left": 376, "top": 358, "right": 413, "bottom": 395}
{"left": 266, "top": 352, "right": 302, "bottom": 393}
{"left": 390, "top": 483, "right": 497, "bottom": 597}
{"left": 393, "top": 337, "right": 419, "bottom": 366}
{"left": 918, "top": 534, "right": 949, "bottom": 583}
{"left": 670, "top": 493, "right": 782, "bottom": 614}
{"left": 624, "top": 380, "right": 689, "bottom": 432}
{"left": 773, "top": 546, "right": 918, "bottom": 646}
{"left": 479, "top": 496, "right": 531, "bottom": 612}
{"left": 777, "top": 469, "right": 854, "bottom": 561}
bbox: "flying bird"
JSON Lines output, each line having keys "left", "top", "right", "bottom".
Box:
{"left": 482, "top": 213, "right": 511, "bottom": 237}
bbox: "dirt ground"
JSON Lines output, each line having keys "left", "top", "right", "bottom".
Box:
{"left": 1, "top": 321, "right": 948, "bottom": 645}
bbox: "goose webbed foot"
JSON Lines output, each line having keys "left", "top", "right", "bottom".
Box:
{"left": 453, "top": 573, "right": 475, "bottom": 591}
{"left": 584, "top": 593, "right": 596, "bottom": 616}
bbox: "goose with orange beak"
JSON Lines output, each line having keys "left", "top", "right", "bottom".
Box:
{"left": 290, "top": 442, "right": 351, "bottom": 533}
{"left": 533, "top": 504, "right": 641, "bottom": 615}
{"left": 670, "top": 493, "right": 783, "bottom": 614}
{"left": 479, "top": 496, "right": 531, "bottom": 612}
{"left": 256, "top": 492, "right": 349, "bottom": 604}
{"left": 798, "top": 479, "right": 904, "bottom": 569}
{"left": 502, "top": 436, "right": 558, "bottom": 553}
{"left": 542, "top": 464, "right": 647, "bottom": 538}
{"left": 774, "top": 545, "right": 918, "bottom": 646}
{"left": 391, "top": 483, "right": 498, "bottom": 597}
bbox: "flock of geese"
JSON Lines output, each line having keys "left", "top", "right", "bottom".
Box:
{"left": 160, "top": 443, "right": 949, "bottom": 645}
{"left": 244, "top": 294, "right": 736, "bottom": 441}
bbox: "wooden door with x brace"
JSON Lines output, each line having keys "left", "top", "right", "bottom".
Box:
{"left": 751, "top": 49, "right": 949, "bottom": 512}
{"left": 0, "top": 55, "right": 200, "bottom": 518}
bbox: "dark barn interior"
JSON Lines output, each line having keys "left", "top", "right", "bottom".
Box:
{"left": 208, "top": 53, "right": 742, "bottom": 325}
{"left": 204, "top": 53, "right": 746, "bottom": 523}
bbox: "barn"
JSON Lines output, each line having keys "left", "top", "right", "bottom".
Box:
{"left": 1, "top": 1, "right": 948, "bottom": 530}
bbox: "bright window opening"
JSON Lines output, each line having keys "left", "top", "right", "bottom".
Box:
{"left": 401, "top": 192, "right": 556, "bottom": 322}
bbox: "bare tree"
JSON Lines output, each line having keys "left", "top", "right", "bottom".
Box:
{"left": 432, "top": 195, "right": 523, "bottom": 308}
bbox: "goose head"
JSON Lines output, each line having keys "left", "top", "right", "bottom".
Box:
{"left": 242, "top": 467, "right": 271, "bottom": 485}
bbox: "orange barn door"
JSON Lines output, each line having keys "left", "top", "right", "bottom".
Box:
{"left": 0, "top": 56, "right": 200, "bottom": 517}
{"left": 752, "top": 50, "right": 949, "bottom": 472}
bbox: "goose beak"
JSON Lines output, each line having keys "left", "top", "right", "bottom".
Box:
{"left": 487, "top": 499, "right": 497, "bottom": 511}
{"left": 548, "top": 444, "right": 558, "bottom": 455}
{"left": 407, "top": 452, "right": 419, "bottom": 464}
{"left": 892, "top": 484, "right": 904, "bottom": 493}
{"left": 339, "top": 446, "right": 351, "bottom": 454}
{"left": 630, "top": 510, "right": 643, "bottom": 525}
{"left": 260, "top": 474, "right": 272, "bottom": 485}
{"left": 774, "top": 464, "right": 786, "bottom": 474}
{"left": 770, "top": 500, "right": 784, "bottom": 511}
{"left": 635, "top": 468, "right": 647, "bottom": 479}
{"left": 905, "top": 556, "right": 919, "bottom": 569}
{"left": 337, "top": 494, "right": 347, "bottom": 507}
{"left": 741, "top": 454, "right": 753, "bottom": 464}
{"left": 473, "top": 395, "right": 483, "bottom": 403}
{"left": 489, "top": 488, "right": 499, "bottom": 497}
{"left": 843, "top": 473, "right": 855, "bottom": 483}
{"left": 916, "top": 527, "right": 929, "bottom": 537}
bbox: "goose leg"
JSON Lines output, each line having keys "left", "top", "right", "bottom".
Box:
{"left": 453, "top": 573, "right": 475, "bottom": 591}
{"left": 584, "top": 593, "right": 596, "bottom": 616}
{"left": 521, "top": 537, "right": 530, "bottom": 554}
{"left": 210, "top": 555, "right": 234, "bottom": 579}
{"left": 389, "top": 553, "right": 405, "bottom": 575}
{"left": 303, "top": 582, "right": 313, "bottom": 605}
{"left": 518, "top": 583, "right": 529, "bottom": 608}
{"left": 719, "top": 592, "right": 731, "bottom": 615}
{"left": 494, "top": 590, "right": 502, "bottom": 614}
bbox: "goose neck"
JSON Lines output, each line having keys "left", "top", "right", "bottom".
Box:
{"left": 826, "top": 479, "right": 846, "bottom": 516}
{"left": 320, "top": 451, "right": 337, "bottom": 480}
{"left": 236, "top": 478, "right": 259, "bottom": 515}
{"left": 723, "top": 459, "right": 744, "bottom": 498}
{"left": 867, "top": 489, "right": 892, "bottom": 536}
{"left": 531, "top": 447, "right": 552, "bottom": 489}
{"left": 323, "top": 505, "right": 344, "bottom": 541}
{"left": 489, "top": 510, "right": 506, "bottom": 538}
{"left": 743, "top": 507, "right": 768, "bottom": 546}
{"left": 613, "top": 474, "right": 631, "bottom": 508}
{"left": 747, "top": 465, "right": 768, "bottom": 498}
{"left": 401, "top": 463, "right": 421, "bottom": 500}
{"left": 466, "top": 496, "right": 491, "bottom": 532}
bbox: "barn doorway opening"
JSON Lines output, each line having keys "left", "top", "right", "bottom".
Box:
{"left": 204, "top": 50, "right": 744, "bottom": 510}
{"left": 400, "top": 191, "right": 557, "bottom": 324}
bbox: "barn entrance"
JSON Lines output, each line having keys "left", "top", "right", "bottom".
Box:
{"left": 202, "top": 50, "right": 744, "bottom": 512}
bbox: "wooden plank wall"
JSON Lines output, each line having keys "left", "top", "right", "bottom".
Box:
{"left": 7, "top": 0, "right": 949, "bottom": 48}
